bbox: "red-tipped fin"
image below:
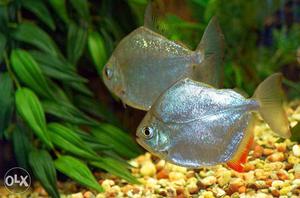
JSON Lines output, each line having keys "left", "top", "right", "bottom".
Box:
{"left": 226, "top": 134, "right": 254, "bottom": 173}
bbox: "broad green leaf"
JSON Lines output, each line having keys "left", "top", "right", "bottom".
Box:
{"left": 29, "top": 50, "right": 87, "bottom": 83}
{"left": 15, "top": 88, "right": 53, "bottom": 148}
{"left": 21, "top": 0, "right": 55, "bottom": 30}
{"left": 74, "top": 95, "right": 120, "bottom": 125}
{"left": 55, "top": 155, "right": 103, "bottom": 192}
{"left": 0, "top": 73, "right": 14, "bottom": 137}
{"left": 11, "top": 49, "right": 53, "bottom": 99}
{"left": 42, "top": 100, "right": 98, "bottom": 126}
{"left": 12, "top": 125, "right": 32, "bottom": 170}
{"left": 67, "top": 23, "right": 87, "bottom": 65}
{"left": 69, "top": 0, "right": 90, "bottom": 21}
{"left": 48, "top": 0, "right": 69, "bottom": 23}
{"left": 90, "top": 157, "right": 139, "bottom": 184}
{"left": 69, "top": 82, "right": 93, "bottom": 96}
{"left": 29, "top": 150, "right": 59, "bottom": 198}
{"left": 12, "top": 23, "right": 60, "bottom": 56}
{"left": 88, "top": 31, "right": 107, "bottom": 73}
{"left": 48, "top": 123, "right": 99, "bottom": 160}
{"left": 92, "top": 124, "right": 141, "bottom": 159}
{"left": 291, "top": 122, "right": 300, "bottom": 142}
{"left": 0, "top": 32, "right": 6, "bottom": 62}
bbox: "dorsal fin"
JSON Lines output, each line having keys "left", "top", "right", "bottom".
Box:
{"left": 144, "top": 0, "right": 166, "bottom": 34}
{"left": 226, "top": 117, "right": 256, "bottom": 172}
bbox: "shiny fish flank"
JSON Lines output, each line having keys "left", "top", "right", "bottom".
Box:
{"left": 136, "top": 74, "right": 290, "bottom": 171}
{"left": 102, "top": 17, "right": 224, "bottom": 111}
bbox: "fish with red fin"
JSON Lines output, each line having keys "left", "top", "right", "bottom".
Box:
{"left": 136, "top": 73, "right": 290, "bottom": 172}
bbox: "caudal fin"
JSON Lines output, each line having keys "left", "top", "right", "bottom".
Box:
{"left": 253, "top": 73, "right": 291, "bottom": 138}
{"left": 196, "top": 16, "right": 225, "bottom": 88}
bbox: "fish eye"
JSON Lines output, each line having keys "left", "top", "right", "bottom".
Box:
{"left": 104, "top": 67, "right": 113, "bottom": 80}
{"left": 142, "top": 126, "right": 154, "bottom": 139}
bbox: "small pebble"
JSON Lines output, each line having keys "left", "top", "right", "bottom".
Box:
{"left": 71, "top": 193, "right": 84, "bottom": 198}
{"left": 292, "top": 145, "right": 300, "bottom": 157}
{"left": 201, "top": 176, "right": 217, "bottom": 186}
{"left": 140, "top": 161, "right": 156, "bottom": 176}
{"left": 83, "top": 191, "right": 95, "bottom": 198}
{"left": 267, "top": 152, "right": 285, "bottom": 162}
{"left": 169, "top": 172, "right": 185, "bottom": 181}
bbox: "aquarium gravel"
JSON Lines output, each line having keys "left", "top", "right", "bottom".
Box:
{"left": 1, "top": 101, "right": 300, "bottom": 198}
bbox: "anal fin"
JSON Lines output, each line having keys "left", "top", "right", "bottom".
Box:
{"left": 226, "top": 118, "right": 256, "bottom": 172}
{"left": 226, "top": 135, "right": 254, "bottom": 172}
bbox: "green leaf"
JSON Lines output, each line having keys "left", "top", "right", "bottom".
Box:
{"left": 90, "top": 157, "right": 139, "bottom": 184}
{"left": 42, "top": 100, "right": 98, "bottom": 126}
{"left": 291, "top": 122, "right": 300, "bottom": 142}
{"left": 0, "top": 32, "right": 6, "bottom": 62}
{"left": 48, "top": 0, "right": 69, "bottom": 23}
{"left": 69, "top": 82, "right": 93, "bottom": 96}
{"left": 11, "top": 49, "right": 53, "bottom": 99}
{"left": 0, "top": 73, "right": 14, "bottom": 137}
{"left": 69, "top": 0, "right": 90, "bottom": 21}
{"left": 74, "top": 95, "right": 120, "bottom": 125}
{"left": 29, "top": 50, "right": 87, "bottom": 83}
{"left": 12, "top": 22, "right": 60, "bottom": 56}
{"left": 88, "top": 31, "right": 107, "bottom": 73}
{"left": 29, "top": 149, "right": 59, "bottom": 198}
{"left": 55, "top": 155, "right": 103, "bottom": 192}
{"left": 67, "top": 23, "right": 88, "bottom": 65}
{"left": 15, "top": 88, "right": 53, "bottom": 148}
{"left": 48, "top": 123, "right": 99, "bottom": 160}
{"left": 12, "top": 125, "right": 32, "bottom": 170}
{"left": 21, "top": 0, "right": 55, "bottom": 30}
{"left": 92, "top": 124, "right": 141, "bottom": 158}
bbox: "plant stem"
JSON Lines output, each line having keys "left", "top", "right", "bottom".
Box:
{"left": 4, "top": 51, "right": 21, "bottom": 89}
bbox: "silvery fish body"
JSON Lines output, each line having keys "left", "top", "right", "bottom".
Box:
{"left": 136, "top": 74, "right": 290, "bottom": 168}
{"left": 137, "top": 78, "right": 258, "bottom": 167}
{"left": 103, "top": 17, "right": 224, "bottom": 111}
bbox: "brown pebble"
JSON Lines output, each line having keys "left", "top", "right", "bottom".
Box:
{"left": 284, "top": 163, "right": 293, "bottom": 170}
{"left": 238, "top": 186, "right": 246, "bottom": 193}
{"left": 159, "top": 190, "right": 167, "bottom": 197}
{"left": 247, "top": 183, "right": 258, "bottom": 190}
{"left": 186, "top": 170, "right": 195, "bottom": 178}
{"left": 176, "top": 187, "right": 184, "bottom": 195}
{"left": 271, "top": 189, "right": 280, "bottom": 197}
{"left": 267, "top": 152, "right": 284, "bottom": 162}
{"left": 253, "top": 145, "right": 263, "bottom": 158}
{"left": 276, "top": 143, "right": 286, "bottom": 152}
{"left": 295, "top": 172, "right": 300, "bottom": 179}
{"left": 196, "top": 181, "right": 206, "bottom": 190}
{"left": 188, "top": 186, "right": 199, "bottom": 194}
{"left": 265, "top": 179, "right": 273, "bottom": 187}
{"left": 157, "top": 169, "right": 169, "bottom": 179}
{"left": 263, "top": 148, "right": 274, "bottom": 156}
{"left": 244, "top": 163, "right": 255, "bottom": 172}
{"left": 277, "top": 170, "right": 289, "bottom": 180}
{"left": 228, "top": 183, "right": 242, "bottom": 194}
{"left": 176, "top": 194, "right": 186, "bottom": 198}
{"left": 83, "top": 191, "right": 94, "bottom": 198}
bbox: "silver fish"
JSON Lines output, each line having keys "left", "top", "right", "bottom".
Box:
{"left": 102, "top": 17, "right": 224, "bottom": 111}
{"left": 136, "top": 73, "right": 290, "bottom": 172}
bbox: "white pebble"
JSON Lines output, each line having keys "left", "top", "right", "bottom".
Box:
{"left": 292, "top": 145, "right": 300, "bottom": 157}
{"left": 201, "top": 176, "right": 217, "bottom": 186}
{"left": 140, "top": 161, "right": 156, "bottom": 176}
{"left": 71, "top": 193, "right": 83, "bottom": 198}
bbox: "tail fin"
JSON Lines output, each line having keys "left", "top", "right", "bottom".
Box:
{"left": 196, "top": 16, "right": 225, "bottom": 88}
{"left": 253, "top": 73, "right": 291, "bottom": 138}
